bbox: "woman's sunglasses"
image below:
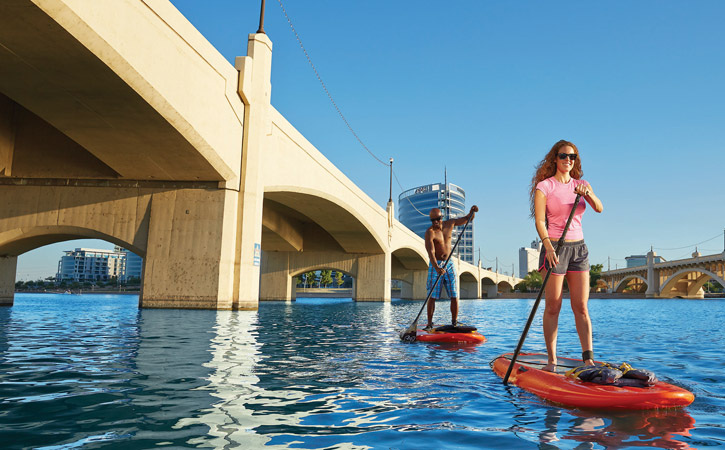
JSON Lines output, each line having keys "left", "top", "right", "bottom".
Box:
{"left": 558, "top": 153, "right": 577, "bottom": 161}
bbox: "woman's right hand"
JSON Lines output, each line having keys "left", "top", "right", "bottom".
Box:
{"left": 545, "top": 247, "right": 559, "bottom": 270}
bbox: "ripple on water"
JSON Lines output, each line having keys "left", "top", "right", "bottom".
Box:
{"left": 1, "top": 295, "right": 724, "bottom": 448}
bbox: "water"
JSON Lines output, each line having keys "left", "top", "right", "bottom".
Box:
{"left": 1, "top": 294, "right": 724, "bottom": 449}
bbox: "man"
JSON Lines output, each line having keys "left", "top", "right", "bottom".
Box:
{"left": 424, "top": 205, "right": 478, "bottom": 330}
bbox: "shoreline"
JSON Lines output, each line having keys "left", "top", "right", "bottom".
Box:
{"left": 16, "top": 290, "right": 723, "bottom": 300}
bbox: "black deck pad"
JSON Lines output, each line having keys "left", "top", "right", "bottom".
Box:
{"left": 434, "top": 324, "right": 477, "bottom": 333}
{"left": 502, "top": 353, "right": 604, "bottom": 374}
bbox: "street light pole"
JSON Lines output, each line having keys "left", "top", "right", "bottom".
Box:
{"left": 388, "top": 158, "right": 393, "bottom": 203}
{"left": 257, "top": 0, "right": 266, "bottom": 34}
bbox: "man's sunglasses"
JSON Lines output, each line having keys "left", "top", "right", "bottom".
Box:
{"left": 558, "top": 153, "right": 577, "bottom": 161}
{"left": 430, "top": 216, "right": 442, "bottom": 222}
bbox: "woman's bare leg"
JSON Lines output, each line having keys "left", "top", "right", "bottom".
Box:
{"left": 543, "top": 271, "right": 565, "bottom": 371}
{"left": 567, "top": 271, "right": 594, "bottom": 365}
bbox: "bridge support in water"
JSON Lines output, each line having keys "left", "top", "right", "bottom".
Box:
{"left": 0, "top": 256, "right": 16, "bottom": 306}
{"left": 260, "top": 251, "right": 391, "bottom": 302}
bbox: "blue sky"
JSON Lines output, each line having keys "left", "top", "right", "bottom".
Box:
{"left": 16, "top": 0, "right": 725, "bottom": 280}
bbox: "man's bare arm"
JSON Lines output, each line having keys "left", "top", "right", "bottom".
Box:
{"left": 452, "top": 205, "right": 478, "bottom": 226}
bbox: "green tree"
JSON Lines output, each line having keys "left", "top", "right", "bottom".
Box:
{"left": 304, "top": 271, "right": 317, "bottom": 288}
{"left": 335, "top": 271, "right": 345, "bottom": 287}
{"left": 523, "top": 270, "right": 543, "bottom": 292}
{"left": 319, "top": 270, "right": 333, "bottom": 288}
{"left": 590, "top": 263, "right": 603, "bottom": 289}
{"left": 295, "top": 274, "right": 305, "bottom": 287}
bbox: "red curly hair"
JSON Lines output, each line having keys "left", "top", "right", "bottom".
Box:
{"left": 529, "top": 140, "right": 583, "bottom": 218}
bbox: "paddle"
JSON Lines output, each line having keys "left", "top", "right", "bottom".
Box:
{"left": 399, "top": 215, "right": 473, "bottom": 342}
{"left": 503, "top": 193, "right": 582, "bottom": 385}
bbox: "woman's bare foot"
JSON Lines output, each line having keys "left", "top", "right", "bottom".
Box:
{"left": 543, "top": 363, "right": 557, "bottom": 372}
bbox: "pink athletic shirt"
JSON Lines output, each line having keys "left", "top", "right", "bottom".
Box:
{"left": 535, "top": 177, "right": 589, "bottom": 240}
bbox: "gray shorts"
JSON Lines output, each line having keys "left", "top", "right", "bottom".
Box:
{"left": 538, "top": 240, "right": 590, "bottom": 276}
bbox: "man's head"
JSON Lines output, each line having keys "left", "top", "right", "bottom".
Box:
{"left": 429, "top": 208, "right": 443, "bottom": 229}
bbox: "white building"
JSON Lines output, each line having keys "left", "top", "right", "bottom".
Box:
{"left": 115, "top": 246, "right": 143, "bottom": 281}
{"left": 57, "top": 248, "right": 126, "bottom": 282}
{"left": 57, "top": 247, "right": 143, "bottom": 282}
{"left": 518, "top": 239, "right": 542, "bottom": 278}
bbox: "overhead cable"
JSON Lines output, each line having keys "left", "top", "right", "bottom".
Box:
{"left": 277, "top": 0, "right": 389, "bottom": 168}
{"left": 654, "top": 231, "right": 723, "bottom": 251}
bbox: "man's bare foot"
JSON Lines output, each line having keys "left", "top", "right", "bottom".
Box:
{"left": 542, "top": 363, "right": 557, "bottom": 372}
{"left": 584, "top": 359, "right": 595, "bottom": 366}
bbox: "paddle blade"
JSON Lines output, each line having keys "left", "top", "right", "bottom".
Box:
{"left": 399, "top": 323, "right": 417, "bottom": 342}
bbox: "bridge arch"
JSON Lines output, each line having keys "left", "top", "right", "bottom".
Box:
{"left": 497, "top": 280, "right": 513, "bottom": 293}
{"left": 391, "top": 246, "right": 428, "bottom": 270}
{"left": 660, "top": 268, "right": 725, "bottom": 298}
{"left": 459, "top": 269, "right": 479, "bottom": 299}
{"left": 614, "top": 275, "right": 648, "bottom": 293}
{"left": 263, "top": 187, "right": 386, "bottom": 255}
{"left": 0, "top": 225, "right": 144, "bottom": 257}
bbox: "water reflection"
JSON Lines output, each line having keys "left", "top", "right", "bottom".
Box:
{"left": 539, "top": 407, "right": 696, "bottom": 449}
{"left": 176, "top": 310, "right": 290, "bottom": 448}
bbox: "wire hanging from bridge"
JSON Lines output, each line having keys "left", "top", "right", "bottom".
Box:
{"left": 276, "top": 0, "right": 458, "bottom": 223}
{"left": 653, "top": 231, "right": 723, "bottom": 251}
{"left": 277, "top": 0, "right": 389, "bottom": 168}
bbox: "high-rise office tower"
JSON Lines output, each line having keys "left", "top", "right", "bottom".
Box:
{"left": 398, "top": 182, "right": 474, "bottom": 263}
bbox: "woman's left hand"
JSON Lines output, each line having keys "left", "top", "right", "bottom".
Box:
{"left": 574, "top": 184, "right": 591, "bottom": 197}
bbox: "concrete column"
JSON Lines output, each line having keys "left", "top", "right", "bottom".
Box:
{"left": 400, "top": 280, "right": 413, "bottom": 300}
{"left": 234, "top": 33, "right": 273, "bottom": 310}
{"left": 0, "top": 256, "right": 17, "bottom": 306}
{"left": 485, "top": 284, "right": 498, "bottom": 298}
{"left": 645, "top": 249, "right": 659, "bottom": 298}
{"left": 0, "top": 94, "right": 16, "bottom": 176}
{"left": 411, "top": 270, "right": 428, "bottom": 300}
{"left": 140, "top": 189, "right": 238, "bottom": 309}
{"left": 260, "top": 251, "right": 295, "bottom": 301}
{"left": 460, "top": 280, "right": 479, "bottom": 299}
{"left": 353, "top": 252, "right": 391, "bottom": 302}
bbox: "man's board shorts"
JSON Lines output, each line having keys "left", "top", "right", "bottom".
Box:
{"left": 538, "top": 240, "right": 590, "bottom": 276}
{"left": 427, "top": 259, "right": 458, "bottom": 298}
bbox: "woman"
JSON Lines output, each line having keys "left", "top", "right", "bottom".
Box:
{"left": 530, "top": 140, "right": 603, "bottom": 371}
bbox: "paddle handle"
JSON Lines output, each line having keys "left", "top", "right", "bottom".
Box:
{"left": 503, "top": 193, "right": 582, "bottom": 385}
{"left": 408, "top": 214, "right": 473, "bottom": 329}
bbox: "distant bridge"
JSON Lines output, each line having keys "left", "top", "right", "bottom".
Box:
{"left": 0, "top": 1, "right": 520, "bottom": 309}
{"left": 601, "top": 250, "right": 725, "bottom": 298}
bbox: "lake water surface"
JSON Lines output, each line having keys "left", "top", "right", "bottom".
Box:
{"left": 1, "top": 294, "right": 724, "bottom": 449}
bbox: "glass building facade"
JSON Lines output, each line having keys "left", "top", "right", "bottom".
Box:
{"left": 398, "top": 183, "right": 474, "bottom": 263}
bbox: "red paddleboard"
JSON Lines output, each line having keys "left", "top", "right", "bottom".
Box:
{"left": 491, "top": 353, "right": 694, "bottom": 410}
{"left": 415, "top": 325, "right": 486, "bottom": 344}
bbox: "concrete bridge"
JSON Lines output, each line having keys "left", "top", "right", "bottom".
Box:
{"left": 601, "top": 250, "right": 725, "bottom": 299}
{"left": 0, "top": 0, "right": 520, "bottom": 309}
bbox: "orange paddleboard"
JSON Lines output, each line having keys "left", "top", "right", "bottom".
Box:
{"left": 491, "top": 353, "right": 694, "bottom": 410}
{"left": 415, "top": 325, "right": 486, "bottom": 344}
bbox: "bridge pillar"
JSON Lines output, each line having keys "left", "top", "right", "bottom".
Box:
{"left": 399, "top": 270, "right": 427, "bottom": 300}
{"left": 234, "top": 33, "right": 274, "bottom": 310}
{"left": 411, "top": 270, "right": 428, "bottom": 300}
{"left": 0, "top": 256, "right": 17, "bottom": 306}
{"left": 353, "top": 253, "right": 391, "bottom": 302}
{"left": 645, "top": 250, "right": 660, "bottom": 298}
{"left": 484, "top": 284, "right": 498, "bottom": 298}
{"left": 140, "top": 189, "right": 238, "bottom": 309}
{"left": 259, "top": 251, "right": 295, "bottom": 301}
{"left": 460, "top": 278, "right": 479, "bottom": 299}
